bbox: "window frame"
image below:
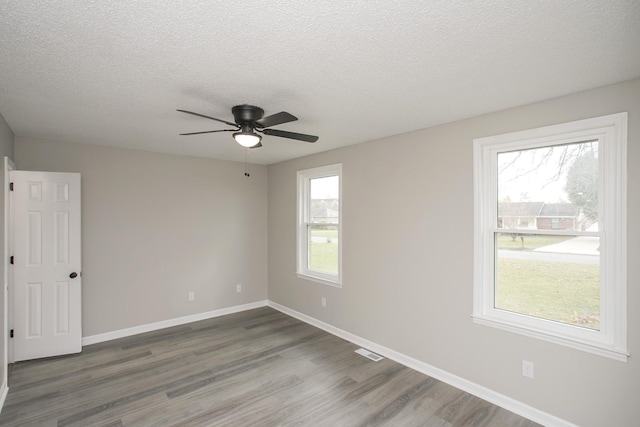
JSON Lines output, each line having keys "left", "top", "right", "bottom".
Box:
{"left": 297, "top": 163, "right": 342, "bottom": 287}
{"left": 473, "top": 113, "right": 627, "bottom": 361}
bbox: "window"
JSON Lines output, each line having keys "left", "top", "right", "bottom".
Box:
{"left": 297, "top": 164, "right": 342, "bottom": 286}
{"left": 473, "top": 113, "right": 627, "bottom": 361}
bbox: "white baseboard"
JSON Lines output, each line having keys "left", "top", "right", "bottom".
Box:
{"left": 82, "top": 300, "right": 268, "bottom": 346}
{"left": 268, "top": 301, "right": 576, "bottom": 427}
{"left": 0, "top": 380, "right": 8, "bottom": 415}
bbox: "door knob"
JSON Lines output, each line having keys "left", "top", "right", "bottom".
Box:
{"left": 70, "top": 272, "right": 78, "bottom": 279}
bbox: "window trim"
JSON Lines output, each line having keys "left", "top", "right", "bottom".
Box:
{"left": 473, "top": 113, "right": 627, "bottom": 361}
{"left": 297, "top": 164, "right": 342, "bottom": 287}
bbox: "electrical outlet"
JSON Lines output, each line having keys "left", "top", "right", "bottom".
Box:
{"left": 188, "top": 291, "right": 195, "bottom": 302}
{"left": 236, "top": 284, "right": 242, "bottom": 293}
{"left": 522, "top": 360, "right": 534, "bottom": 379}
{"left": 321, "top": 297, "right": 326, "bottom": 308}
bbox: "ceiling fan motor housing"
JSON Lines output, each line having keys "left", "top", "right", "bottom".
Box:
{"left": 232, "top": 105, "right": 264, "bottom": 125}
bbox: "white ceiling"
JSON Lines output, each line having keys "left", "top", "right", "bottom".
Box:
{"left": 1, "top": 1, "right": 639, "bottom": 165}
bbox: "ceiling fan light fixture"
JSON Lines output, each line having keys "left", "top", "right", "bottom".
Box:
{"left": 233, "top": 131, "right": 262, "bottom": 148}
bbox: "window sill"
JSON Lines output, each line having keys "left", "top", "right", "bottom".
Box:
{"left": 472, "top": 315, "right": 628, "bottom": 362}
{"left": 296, "top": 272, "right": 342, "bottom": 288}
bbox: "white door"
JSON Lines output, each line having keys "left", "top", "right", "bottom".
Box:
{"left": 11, "top": 171, "right": 82, "bottom": 361}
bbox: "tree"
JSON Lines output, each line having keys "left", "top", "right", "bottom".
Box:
{"left": 564, "top": 149, "right": 598, "bottom": 223}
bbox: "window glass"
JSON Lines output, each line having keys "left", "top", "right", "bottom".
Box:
{"left": 308, "top": 176, "right": 339, "bottom": 274}
{"left": 497, "top": 140, "right": 599, "bottom": 231}
{"left": 495, "top": 140, "right": 600, "bottom": 329}
{"left": 495, "top": 232, "right": 600, "bottom": 330}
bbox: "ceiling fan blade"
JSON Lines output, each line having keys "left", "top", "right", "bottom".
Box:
{"left": 255, "top": 111, "right": 297, "bottom": 128}
{"left": 177, "top": 109, "right": 238, "bottom": 127}
{"left": 262, "top": 128, "right": 318, "bottom": 143}
{"left": 249, "top": 142, "right": 263, "bottom": 149}
{"left": 179, "top": 129, "right": 235, "bottom": 136}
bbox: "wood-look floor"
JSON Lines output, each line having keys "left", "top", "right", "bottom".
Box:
{"left": 0, "top": 307, "right": 541, "bottom": 426}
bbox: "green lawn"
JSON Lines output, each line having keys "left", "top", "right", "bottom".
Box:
{"left": 497, "top": 233, "right": 573, "bottom": 250}
{"left": 311, "top": 229, "right": 339, "bottom": 239}
{"left": 496, "top": 258, "right": 600, "bottom": 329}
{"left": 309, "top": 241, "right": 338, "bottom": 274}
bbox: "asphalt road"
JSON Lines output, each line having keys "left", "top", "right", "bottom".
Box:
{"left": 497, "top": 249, "right": 599, "bottom": 265}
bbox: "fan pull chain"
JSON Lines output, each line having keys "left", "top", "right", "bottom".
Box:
{"left": 244, "top": 149, "right": 250, "bottom": 177}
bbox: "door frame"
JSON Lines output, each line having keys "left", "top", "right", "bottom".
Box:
{"left": 3, "top": 157, "right": 15, "bottom": 370}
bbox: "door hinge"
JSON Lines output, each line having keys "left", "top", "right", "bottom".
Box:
{"left": 10, "top": 329, "right": 14, "bottom": 338}
{"left": 10, "top": 256, "right": 13, "bottom": 265}
{"left": 9, "top": 182, "right": 13, "bottom": 191}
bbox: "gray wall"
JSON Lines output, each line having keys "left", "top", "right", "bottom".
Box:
{"left": 15, "top": 139, "right": 268, "bottom": 336}
{"left": 267, "top": 78, "right": 640, "bottom": 427}
{"left": 0, "top": 113, "right": 14, "bottom": 392}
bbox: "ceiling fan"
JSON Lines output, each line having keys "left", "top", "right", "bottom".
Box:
{"left": 177, "top": 104, "right": 319, "bottom": 148}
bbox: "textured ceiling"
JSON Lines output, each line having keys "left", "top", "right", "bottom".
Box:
{"left": 1, "top": 1, "right": 639, "bottom": 165}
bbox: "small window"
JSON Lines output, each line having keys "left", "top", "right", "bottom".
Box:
{"left": 297, "top": 164, "right": 342, "bottom": 286}
{"left": 473, "top": 113, "right": 627, "bottom": 361}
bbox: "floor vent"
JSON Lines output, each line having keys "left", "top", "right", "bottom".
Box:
{"left": 355, "top": 348, "right": 384, "bottom": 362}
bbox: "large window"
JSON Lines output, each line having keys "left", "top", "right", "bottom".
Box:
{"left": 473, "top": 113, "right": 627, "bottom": 361}
{"left": 297, "top": 164, "right": 342, "bottom": 286}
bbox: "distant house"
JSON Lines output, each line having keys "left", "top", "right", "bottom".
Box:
{"left": 536, "top": 203, "right": 580, "bottom": 230}
{"left": 498, "top": 202, "right": 580, "bottom": 231}
{"left": 498, "top": 202, "right": 544, "bottom": 229}
{"left": 311, "top": 199, "right": 339, "bottom": 224}
{"left": 311, "top": 208, "right": 339, "bottom": 224}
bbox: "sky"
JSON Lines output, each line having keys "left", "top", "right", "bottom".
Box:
{"left": 310, "top": 175, "right": 339, "bottom": 199}
{"left": 498, "top": 140, "right": 597, "bottom": 203}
